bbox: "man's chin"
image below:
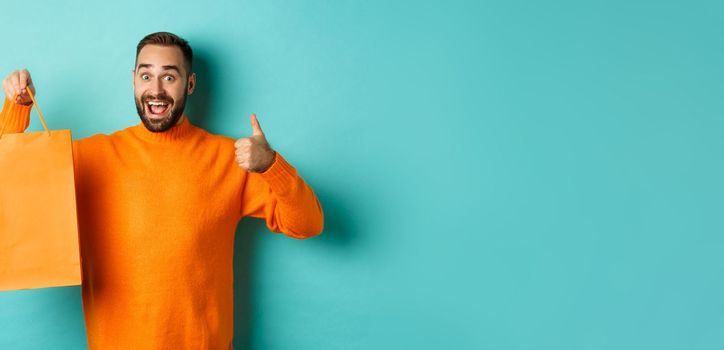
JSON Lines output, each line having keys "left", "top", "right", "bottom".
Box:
{"left": 140, "top": 113, "right": 179, "bottom": 132}
{"left": 147, "top": 114, "right": 169, "bottom": 123}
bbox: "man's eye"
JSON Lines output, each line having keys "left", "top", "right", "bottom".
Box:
{"left": 141, "top": 74, "right": 150, "bottom": 80}
{"left": 163, "top": 76, "right": 174, "bottom": 81}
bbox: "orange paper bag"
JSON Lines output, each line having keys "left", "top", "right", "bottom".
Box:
{"left": 0, "top": 93, "right": 81, "bottom": 291}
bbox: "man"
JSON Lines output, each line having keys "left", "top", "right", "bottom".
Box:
{"left": 0, "top": 32, "right": 324, "bottom": 349}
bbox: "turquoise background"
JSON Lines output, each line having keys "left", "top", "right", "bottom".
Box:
{"left": 1, "top": 0, "right": 723, "bottom": 349}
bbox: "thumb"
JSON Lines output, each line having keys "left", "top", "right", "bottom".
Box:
{"left": 250, "top": 113, "right": 264, "bottom": 136}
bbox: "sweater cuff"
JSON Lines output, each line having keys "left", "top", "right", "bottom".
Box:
{"left": 258, "top": 152, "right": 298, "bottom": 195}
{"left": 0, "top": 97, "right": 32, "bottom": 133}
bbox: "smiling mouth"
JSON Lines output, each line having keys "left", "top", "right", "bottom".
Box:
{"left": 146, "top": 100, "right": 172, "bottom": 117}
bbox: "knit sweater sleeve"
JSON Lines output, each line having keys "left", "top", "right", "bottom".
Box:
{"left": 0, "top": 97, "right": 32, "bottom": 133}
{"left": 240, "top": 152, "right": 324, "bottom": 239}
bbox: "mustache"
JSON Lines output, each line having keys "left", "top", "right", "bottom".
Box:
{"left": 141, "top": 94, "right": 174, "bottom": 104}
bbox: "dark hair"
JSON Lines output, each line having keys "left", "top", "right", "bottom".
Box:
{"left": 135, "top": 32, "right": 193, "bottom": 75}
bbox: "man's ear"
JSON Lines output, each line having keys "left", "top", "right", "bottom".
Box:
{"left": 187, "top": 72, "right": 196, "bottom": 95}
{"left": 131, "top": 69, "right": 135, "bottom": 86}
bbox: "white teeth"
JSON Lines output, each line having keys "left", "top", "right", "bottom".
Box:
{"left": 148, "top": 101, "right": 168, "bottom": 106}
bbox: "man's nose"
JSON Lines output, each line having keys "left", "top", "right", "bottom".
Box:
{"left": 149, "top": 78, "right": 165, "bottom": 95}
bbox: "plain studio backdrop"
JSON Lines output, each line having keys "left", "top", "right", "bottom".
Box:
{"left": 1, "top": 0, "right": 723, "bottom": 349}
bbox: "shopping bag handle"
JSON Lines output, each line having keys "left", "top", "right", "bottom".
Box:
{"left": 0, "top": 89, "right": 51, "bottom": 139}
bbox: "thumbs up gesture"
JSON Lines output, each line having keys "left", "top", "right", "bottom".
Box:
{"left": 235, "top": 114, "right": 276, "bottom": 172}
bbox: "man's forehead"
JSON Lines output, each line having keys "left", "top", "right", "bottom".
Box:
{"left": 136, "top": 45, "right": 185, "bottom": 69}
{"left": 138, "top": 44, "right": 183, "bottom": 56}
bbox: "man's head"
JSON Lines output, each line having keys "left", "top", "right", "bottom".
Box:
{"left": 133, "top": 32, "right": 196, "bottom": 132}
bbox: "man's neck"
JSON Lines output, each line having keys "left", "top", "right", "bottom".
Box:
{"left": 175, "top": 114, "right": 186, "bottom": 126}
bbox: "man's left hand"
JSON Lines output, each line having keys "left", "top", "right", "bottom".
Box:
{"left": 235, "top": 114, "right": 276, "bottom": 172}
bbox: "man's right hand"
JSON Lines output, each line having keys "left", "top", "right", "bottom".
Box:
{"left": 2, "top": 69, "right": 36, "bottom": 106}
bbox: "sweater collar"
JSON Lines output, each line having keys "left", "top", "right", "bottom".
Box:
{"left": 131, "top": 115, "right": 195, "bottom": 143}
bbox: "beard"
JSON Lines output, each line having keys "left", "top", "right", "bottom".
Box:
{"left": 134, "top": 91, "right": 187, "bottom": 133}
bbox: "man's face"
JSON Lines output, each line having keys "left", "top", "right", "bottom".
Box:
{"left": 133, "top": 45, "right": 195, "bottom": 132}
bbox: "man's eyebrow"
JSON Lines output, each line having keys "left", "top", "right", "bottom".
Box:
{"left": 136, "top": 64, "right": 181, "bottom": 74}
{"left": 161, "top": 65, "right": 181, "bottom": 74}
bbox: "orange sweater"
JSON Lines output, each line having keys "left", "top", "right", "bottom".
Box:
{"left": 0, "top": 98, "right": 324, "bottom": 349}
